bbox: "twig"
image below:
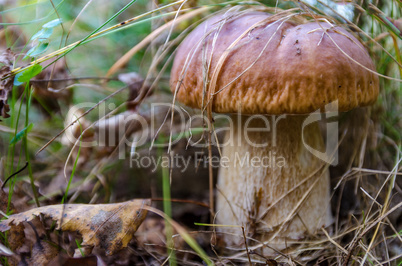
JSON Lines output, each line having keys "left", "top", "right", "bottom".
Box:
{"left": 1, "top": 161, "right": 29, "bottom": 190}
{"left": 321, "top": 227, "right": 347, "bottom": 255}
{"left": 30, "top": 76, "right": 118, "bottom": 83}
{"left": 342, "top": 201, "right": 402, "bottom": 265}
{"left": 151, "top": 198, "right": 210, "bottom": 208}
{"left": 207, "top": 112, "right": 215, "bottom": 221}
{"left": 242, "top": 226, "right": 252, "bottom": 266}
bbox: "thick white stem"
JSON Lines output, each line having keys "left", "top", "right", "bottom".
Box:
{"left": 216, "top": 115, "right": 332, "bottom": 251}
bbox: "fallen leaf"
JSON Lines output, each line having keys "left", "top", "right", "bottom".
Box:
{"left": 0, "top": 188, "right": 12, "bottom": 214}
{"left": 117, "top": 72, "right": 143, "bottom": 85}
{"left": 53, "top": 254, "right": 98, "bottom": 266}
{"left": 30, "top": 58, "right": 73, "bottom": 115}
{"left": 0, "top": 49, "right": 14, "bottom": 119}
{"left": 118, "top": 72, "right": 145, "bottom": 111}
{"left": 117, "top": 72, "right": 153, "bottom": 111}
{"left": 0, "top": 188, "right": 26, "bottom": 251}
{"left": 0, "top": 199, "right": 151, "bottom": 255}
{"left": 7, "top": 223, "right": 25, "bottom": 252}
{"left": 29, "top": 239, "right": 59, "bottom": 265}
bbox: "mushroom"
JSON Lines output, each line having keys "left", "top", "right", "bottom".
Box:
{"left": 170, "top": 10, "right": 379, "bottom": 251}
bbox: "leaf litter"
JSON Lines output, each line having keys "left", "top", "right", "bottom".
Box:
{"left": 0, "top": 49, "right": 14, "bottom": 119}
{"left": 0, "top": 199, "right": 150, "bottom": 256}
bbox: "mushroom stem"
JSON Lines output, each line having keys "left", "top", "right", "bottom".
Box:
{"left": 216, "top": 114, "right": 332, "bottom": 250}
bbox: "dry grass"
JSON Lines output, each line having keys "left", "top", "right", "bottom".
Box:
{"left": 0, "top": 0, "right": 401, "bottom": 265}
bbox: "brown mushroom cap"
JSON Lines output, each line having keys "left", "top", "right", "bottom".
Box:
{"left": 170, "top": 11, "right": 379, "bottom": 114}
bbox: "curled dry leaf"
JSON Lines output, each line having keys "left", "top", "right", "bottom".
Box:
{"left": 118, "top": 72, "right": 143, "bottom": 86}
{"left": 0, "top": 49, "right": 14, "bottom": 119}
{"left": 31, "top": 58, "right": 73, "bottom": 114}
{"left": 118, "top": 72, "right": 153, "bottom": 111}
{"left": 0, "top": 199, "right": 151, "bottom": 255}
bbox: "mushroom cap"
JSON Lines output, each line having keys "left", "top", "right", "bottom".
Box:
{"left": 170, "top": 11, "right": 379, "bottom": 114}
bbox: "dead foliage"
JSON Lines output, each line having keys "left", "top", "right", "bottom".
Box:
{"left": 0, "top": 199, "right": 150, "bottom": 261}
{"left": 0, "top": 49, "right": 14, "bottom": 119}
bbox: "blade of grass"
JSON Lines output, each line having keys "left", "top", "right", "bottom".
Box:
{"left": 144, "top": 206, "right": 214, "bottom": 266}
{"left": 22, "top": 83, "right": 40, "bottom": 207}
{"left": 6, "top": 86, "right": 26, "bottom": 213}
{"left": 360, "top": 157, "right": 401, "bottom": 264}
{"left": 158, "top": 134, "right": 176, "bottom": 266}
{"left": 390, "top": 33, "right": 402, "bottom": 78}
{"left": 368, "top": 4, "right": 402, "bottom": 39}
{"left": 51, "top": 0, "right": 138, "bottom": 62}
{"left": 8, "top": 0, "right": 186, "bottom": 77}
{"left": 61, "top": 121, "right": 82, "bottom": 204}
{"left": 0, "top": 0, "right": 66, "bottom": 26}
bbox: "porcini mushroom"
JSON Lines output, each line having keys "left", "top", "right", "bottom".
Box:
{"left": 170, "top": 10, "right": 379, "bottom": 250}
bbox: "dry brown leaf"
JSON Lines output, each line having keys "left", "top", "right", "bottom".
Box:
{"left": 30, "top": 58, "right": 72, "bottom": 116}
{"left": 0, "top": 188, "right": 12, "bottom": 213}
{"left": 6, "top": 223, "right": 25, "bottom": 252}
{"left": 51, "top": 254, "right": 98, "bottom": 266}
{"left": 0, "top": 199, "right": 151, "bottom": 255}
{"left": 117, "top": 72, "right": 154, "bottom": 112}
{"left": 0, "top": 49, "right": 14, "bottom": 119}
{"left": 0, "top": 188, "right": 26, "bottom": 251}
{"left": 117, "top": 72, "right": 143, "bottom": 86}
{"left": 29, "top": 239, "right": 59, "bottom": 265}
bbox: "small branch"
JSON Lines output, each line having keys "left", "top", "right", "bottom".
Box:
{"left": 242, "top": 226, "right": 252, "bottom": 266}
{"left": 30, "top": 76, "right": 118, "bottom": 83}
{"left": 1, "top": 161, "right": 29, "bottom": 190}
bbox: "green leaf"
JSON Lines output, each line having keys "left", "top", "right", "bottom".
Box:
{"left": 24, "top": 43, "right": 49, "bottom": 59}
{"left": 24, "top": 42, "right": 49, "bottom": 59}
{"left": 13, "top": 76, "right": 24, "bottom": 86}
{"left": 14, "top": 64, "right": 43, "bottom": 86}
{"left": 43, "top": 18, "right": 62, "bottom": 28}
{"left": 10, "top": 123, "right": 34, "bottom": 145}
{"left": 31, "top": 28, "right": 54, "bottom": 41}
